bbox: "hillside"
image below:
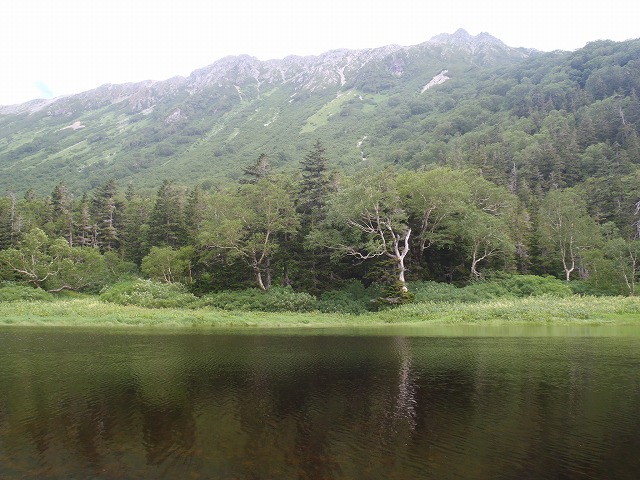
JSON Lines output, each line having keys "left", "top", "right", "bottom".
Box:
{"left": 2, "top": 30, "right": 640, "bottom": 294}
{"left": 0, "top": 29, "right": 538, "bottom": 194}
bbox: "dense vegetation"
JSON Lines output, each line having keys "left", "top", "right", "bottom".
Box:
{"left": 2, "top": 36, "right": 640, "bottom": 313}
{"left": 0, "top": 139, "right": 638, "bottom": 307}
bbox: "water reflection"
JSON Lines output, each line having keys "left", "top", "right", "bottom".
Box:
{"left": 0, "top": 329, "right": 639, "bottom": 479}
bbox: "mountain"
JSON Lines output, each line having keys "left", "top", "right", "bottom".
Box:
{"left": 1, "top": 29, "right": 639, "bottom": 200}
{"left": 3, "top": 30, "right": 640, "bottom": 293}
{"left": 0, "top": 29, "right": 538, "bottom": 194}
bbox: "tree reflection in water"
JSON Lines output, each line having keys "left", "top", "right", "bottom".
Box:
{"left": 0, "top": 330, "right": 639, "bottom": 479}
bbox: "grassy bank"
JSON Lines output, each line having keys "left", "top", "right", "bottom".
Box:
{"left": 1, "top": 295, "right": 640, "bottom": 329}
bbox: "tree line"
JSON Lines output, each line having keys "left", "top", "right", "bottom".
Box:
{"left": 1, "top": 141, "right": 640, "bottom": 298}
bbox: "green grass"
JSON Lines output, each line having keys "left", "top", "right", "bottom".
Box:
{"left": 1, "top": 295, "right": 640, "bottom": 329}
{"left": 300, "top": 91, "right": 361, "bottom": 133}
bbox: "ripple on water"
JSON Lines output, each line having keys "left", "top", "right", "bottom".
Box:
{"left": 1, "top": 330, "right": 640, "bottom": 479}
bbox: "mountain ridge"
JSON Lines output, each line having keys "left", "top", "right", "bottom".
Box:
{"left": 2, "top": 30, "right": 639, "bottom": 197}
{"left": 0, "top": 29, "right": 532, "bottom": 113}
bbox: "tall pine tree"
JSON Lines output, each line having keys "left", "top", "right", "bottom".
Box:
{"left": 148, "top": 180, "right": 186, "bottom": 248}
{"left": 297, "top": 140, "right": 331, "bottom": 229}
{"left": 91, "top": 180, "right": 122, "bottom": 251}
{"left": 292, "top": 141, "right": 337, "bottom": 291}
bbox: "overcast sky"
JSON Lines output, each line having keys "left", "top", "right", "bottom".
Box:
{"left": 1, "top": 0, "right": 638, "bottom": 105}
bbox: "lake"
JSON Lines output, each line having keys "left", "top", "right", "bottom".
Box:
{"left": 1, "top": 326, "right": 639, "bottom": 479}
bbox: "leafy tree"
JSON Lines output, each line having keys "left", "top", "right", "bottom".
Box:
{"left": 200, "top": 181, "right": 299, "bottom": 290}
{"left": 399, "top": 168, "right": 520, "bottom": 279}
{"left": 0, "top": 227, "right": 118, "bottom": 292}
{"left": 321, "top": 169, "right": 412, "bottom": 293}
{"left": 603, "top": 238, "right": 640, "bottom": 295}
{"left": 141, "top": 246, "right": 194, "bottom": 284}
{"left": 46, "top": 245, "right": 112, "bottom": 293}
{"left": 459, "top": 209, "right": 516, "bottom": 279}
{"left": 398, "top": 168, "right": 469, "bottom": 262}
{"left": 0, "top": 228, "right": 62, "bottom": 289}
{"left": 537, "top": 188, "right": 602, "bottom": 282}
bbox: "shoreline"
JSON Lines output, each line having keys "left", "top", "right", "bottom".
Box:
{"left": 1, "top": 296, "right": 640, "bottom": 329}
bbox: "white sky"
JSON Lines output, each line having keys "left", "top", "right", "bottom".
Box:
{"left": 1, "top": 0, "right": 638, "bottom": 105}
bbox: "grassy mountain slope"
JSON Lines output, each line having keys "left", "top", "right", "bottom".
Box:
{"left": 1, "top": 30, "right": 639, "bottom": 200}
{"left": 0, "top": 30, "right": 536, "bottom": 194}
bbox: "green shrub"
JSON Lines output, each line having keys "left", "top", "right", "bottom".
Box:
{"left": 371, "top": 281, "right": 415, "bottom": 309}
{"left": 198, "top": 286, "right": 317, "bottom": 312}
{"left": 410, "top": 275, "right": 572, "bottom": 304}
{"left": 487, "top": 274, "right": 572, "bottom": 297}
{"left": 99, "top": 279, "right": 198, "bottom": 308}
{"left": 318, "top": 281, "right": 377, "bottom": 314}
{"left": 0, "top": 283, "right": 54, "bottom": 302}
{"left": 411, "top": 281, "right": 484, "bottom": 303}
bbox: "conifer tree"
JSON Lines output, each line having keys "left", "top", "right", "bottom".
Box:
{"left": 148, "top": 180, "right": 186, "bottom": 248}
{"left": 0, "top": 197, "right": 12, "bottom": 251}
{"left": 293, "top": 141, "right": 335, "bottom": 291}
{"left": 91, "top": 180, "right": 122, "bottom": 251}
{"left": 297, "top": 140, "right": 331, "bottom": 228}
{"left": 50, "top": 183, "right": 74, "bottom": 245}
{"left": 184, "top": 185, "right": 207, "bottom": 245}
{"left": 240, "top": 154, "right": 271, "bottom": 184}
{"left": 120, "top": 185, "right": 152, "bottom": 264}
{"left": 76, "top": 193, "right": 95, "bottom": 248}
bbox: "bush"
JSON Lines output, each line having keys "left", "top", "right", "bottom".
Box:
{"left": 99, "top": 279, "right": 198, "bottom": 308}
{"left": 411, "top": 281, "right": 483, "bottom": 303}
{"left": 410, "top": 275, "right": 572, "bottom": 304}
{"left": 318, "top": 280, "right": 378, "bottom": 314}
{"left": 478, "top": 274, "right": 572, "bottom": 298}
{"left": 198, "top": 286, "right": 317, "bottom": 312}
{"left": 0, "top": 283, "right": 54, "bottom": 302}
{"left": 371, "top": 281, "right": 415, "bottom": 309}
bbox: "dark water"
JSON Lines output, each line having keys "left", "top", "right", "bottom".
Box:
{"left": 1, "top": 327, "right": 639, "bottom": 479}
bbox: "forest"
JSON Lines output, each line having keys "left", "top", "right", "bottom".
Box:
{"left": 2, "top": 37, "right": 640, "bottom": 312}
{"left": 1, "top": 136, "right": 639, "bottom": 313}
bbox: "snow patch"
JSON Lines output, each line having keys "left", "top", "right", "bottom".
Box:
{"left": 421, "top": 70, "right": 450, "bottom": 93}
{"left": 357, "top": 135, "right": 368, "bottom": 161}
{"left": 61, "top": 121, "right": 85, "bottom": 130}
{"left": 264, "top": 110, "right": 279, "bottom": 127}
{"left": 337, "top": 66, "right": 347, "bottom": 86}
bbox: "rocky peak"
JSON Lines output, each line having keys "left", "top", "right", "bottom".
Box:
{"left": 428, "top": 28, "right": 508, "bottom": 51}
{"left": 1, "top": 30, "right": 531, "bottom": 113}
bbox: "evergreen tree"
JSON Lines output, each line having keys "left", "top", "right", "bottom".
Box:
{"left": 240, "top": 154, "right": 271, "bottom": 184}
{"left": 292, "top": 141, "right": 336, "bottom": 291}
{"left": 183, "top": 185, "right": 207, "bottom": 244}
{"left": 148, "top": 180, "right": 186, "bottom": 248}
{"left": 91, "top": 180, "right": 122, "bottom": 251}
{"left": 75, "top": 193, "right": 95, "bottom": 248}
{"left": 0, "top": 197, "right": 12, "bottom": 251}
{"left": 297, "top": 140, "right": 331, "bottom": 228}
{"left": 50, "top": 183, "right": 74, "bottom": 245}
{"left": 120, "top": 185, "right": 152, "bottom": 265}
